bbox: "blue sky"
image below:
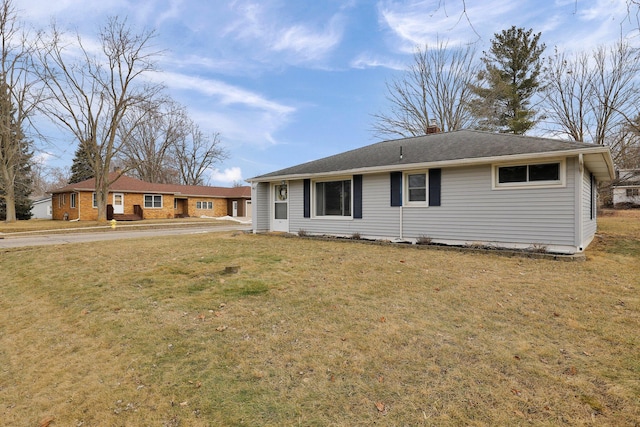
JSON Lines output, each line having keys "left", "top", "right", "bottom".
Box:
{"left": 15, "top": 0, "right": 639, "bottom": 185}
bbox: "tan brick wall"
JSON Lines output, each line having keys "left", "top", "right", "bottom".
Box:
{"left": 188, "top": 197, "right": 228, "bottom": 217}
{"left": 137, "top": 193, "right": 175, "bottom": 219}
{"left": 52, "top": 192, "right": 80, "bottom": 220}
{"left": 53, "top": 191, "right": 233, "bottom": 220}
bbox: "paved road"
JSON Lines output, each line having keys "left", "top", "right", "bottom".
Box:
{"left": 0, "top": 224, "right": 251, "bottom": 249}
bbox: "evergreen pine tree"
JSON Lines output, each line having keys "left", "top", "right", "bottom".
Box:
{"left": 12, "top": 140, "right": 33, "bottom": 220}
{"left": 0, "top": 115, "right": 33, "bottom": 220}
{"left": 0, "top": 79, "right": 33, "bottom": 221}
{"left": 69, "top": 141, "right": 95, "bottom": 184}
{"left": 471, "top": 26, "right": 546, "bottom": 134}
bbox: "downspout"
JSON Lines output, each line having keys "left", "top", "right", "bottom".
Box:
{"left": 576, "top": 154, "right": 584, "bottom": 252}
{"left": 399, "top": 205, "right": 404, "bottom": 240}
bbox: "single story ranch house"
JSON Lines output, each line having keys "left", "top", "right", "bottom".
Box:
{"left": 248, "top": 130, "right": 614, "bottom": 255}
{"left": 51, "top": 174, "right": 251, "bottom": 221}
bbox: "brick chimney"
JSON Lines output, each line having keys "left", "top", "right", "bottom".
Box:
{"left": 426, "top": 119, "right": 440, "bottom": 134}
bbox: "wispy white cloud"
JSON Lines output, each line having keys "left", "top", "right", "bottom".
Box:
{"left": 33, "top": 151, "right": 52, "bottom": 165}
{"left": 154, "top": 0, "right": 185, "bottom": 27}
{"left": 223, "top": 0, "right": 345, "bottom": 64}
{"left": 377, "top": 0, "right": 638, "bottom": 55}
{"left": 350, "top": 52, "right": 405, "bottom": 70}
{"left": 271, "top": 15, "right": 344, "bottom": 62}
{"left": 151, "top": 71, "right": 296, "bottom": 148}
{"left": 209, "top": 166, "right": 243, "bottom": 184}
{"left": 158, "top": 71, "right": 295, "bottom": 115}
{"left": 377, "top": 0, "right": 518, "bottom": 51}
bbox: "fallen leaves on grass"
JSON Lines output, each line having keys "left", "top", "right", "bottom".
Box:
{"left": 39, "top": 416, "right": 54, "bottom": 427}
{"left": 215, "top": 325, "right": 227, "bottom": 332}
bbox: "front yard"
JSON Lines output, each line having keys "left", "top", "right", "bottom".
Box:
{"left": 0, "top": 211, "right": 638, "bottom": 425}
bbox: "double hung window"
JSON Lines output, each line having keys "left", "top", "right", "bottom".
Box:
{"left": 144, "top": 194, "right": 162, "bottom": 208}
{"left": 406, "top": 172, "right": 427, "bottom": 205}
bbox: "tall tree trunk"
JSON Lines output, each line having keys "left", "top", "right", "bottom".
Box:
{"left": 1, "top": 166, "right": 16, "bottom": 222}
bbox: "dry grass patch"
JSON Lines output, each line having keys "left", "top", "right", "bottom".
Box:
{"left": 0, "top": 212, "right": 638, "bottom": 425}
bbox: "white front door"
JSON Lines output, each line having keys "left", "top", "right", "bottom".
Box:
{"left": 272, "top": 183, "right": 289, "bottom": 232}
{"left": 113, "top": 193, "right": 124, "bottom": 214}
{"left": 232, "top": 201, "right": 238, "bottom": 217}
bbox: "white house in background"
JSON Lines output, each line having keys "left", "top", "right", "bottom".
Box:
{"left": 31, "top": 196, "right": 52, "bottom": 219}
{"left": 612, "top": 169, "right": 640, "bottom": 207}
{"left": 248, "top": 130, "right": 615, "bottom": 255}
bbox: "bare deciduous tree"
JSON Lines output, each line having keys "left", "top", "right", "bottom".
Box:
{"left": 543, "top": 49, "right": 593, "bottom": 142}
{"left": 0, "top": 0, "right": 39, "bottom": 222}
{"left": 30, "top": 161, "right": 70, "bottom": 197}
{"left": 372, "top": 40, "right": 478, "bottom": 139}
{"left": 543, "top": 39, "right": 640, "bottom": 167}
{"left": 118, "top": 99, "right": 186, "bottom": 184}
{"left": 36, "top": 17, "right": 164, "bottom": 221}
{"left": 173, "top": 124, "right": 228, "bottom": 186}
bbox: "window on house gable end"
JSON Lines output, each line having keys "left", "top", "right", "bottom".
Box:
{"left": 495, "top": 161, "right": 564, "bottom": 189}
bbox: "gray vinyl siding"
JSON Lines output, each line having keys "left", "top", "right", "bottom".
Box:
{"left": 252, "top": 182, "right": 270, "bottom": 232}
{"left": 582, "top": 169, "right": 597, "bottom": 242}
{"left": 402, "top": 160, "right": 577, "bottom": 247}
{"left": 270, "top": 157, "right": 582, "bottom": 251}
{"left": 289, "top": 174, "right": 399, "bottom": 237}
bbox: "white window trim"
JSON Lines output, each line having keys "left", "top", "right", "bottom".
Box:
{"left": 70, "top": 193, "right": 77, "bottom": 208}
{"left": 311, "top": 176, "right": 354, "bottom": 220}
{"left": 403, "top": 171, "right": 429, "bottom": 207}
{"left": 492, "top": 159, "right": 566, "bottom": 190}
{"left": 144, "top": 194, "right": 163, "bottom": 209}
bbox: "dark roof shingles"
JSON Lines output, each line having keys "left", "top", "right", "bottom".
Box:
{"left": 252, "top": 130, "right": 596, "bottom": 179}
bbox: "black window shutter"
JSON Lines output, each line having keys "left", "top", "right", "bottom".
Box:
{"left": 303, "top": 179, "right": 311, "bottom": 218}
{"left": 429, "top": 168, "right": 441, "bottom": 207}
{"left": 353, "top": 175, "right": 363, "bottom": 219}
{"left": 390, "top": 172, "right": 402, "bottom": 206}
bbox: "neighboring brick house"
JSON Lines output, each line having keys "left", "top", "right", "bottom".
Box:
{"left": 50, "top": 174, "right": 251, "bottom": 221}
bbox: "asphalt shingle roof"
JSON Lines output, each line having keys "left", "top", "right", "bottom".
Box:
{"left": 51, "top": 173, "right": 251, "bottom": 198}
{"left": 251, "top": 130, "right": 601, "bottom": 180}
